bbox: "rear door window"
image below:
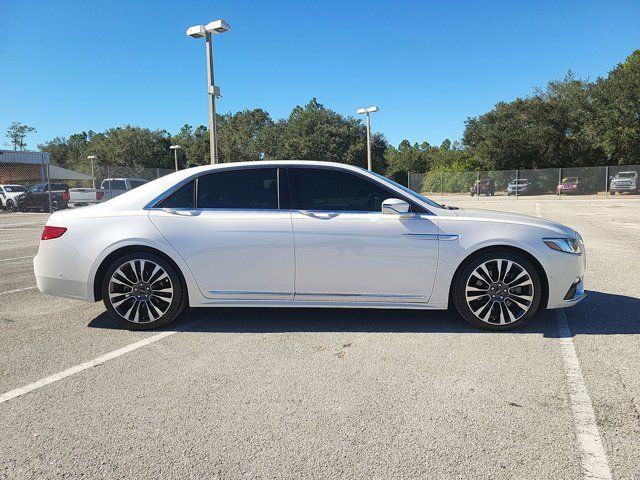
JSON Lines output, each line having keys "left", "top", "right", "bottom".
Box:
{"left": 196, "top": 168, "right": 278, "bottom": 210}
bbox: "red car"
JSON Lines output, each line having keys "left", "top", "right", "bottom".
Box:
{"left": 557, "top": 177, "right": 579, "bottom": 195}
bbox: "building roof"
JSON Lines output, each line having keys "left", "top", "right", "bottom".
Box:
{"left": 0, "top": 150, "right": 50, "bottom": 164}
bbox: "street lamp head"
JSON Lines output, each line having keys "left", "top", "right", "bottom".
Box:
{"left": 357, "top": 106, "right": 379, "bottom": 115}
{"left": 169, "top": 145, "right": 181, "bottom": 150}
{"left": 205, "top": 19, "right": 231, "bottom": 34}
{"left": 186, "top": 25, "right": 207, "bottom": 38}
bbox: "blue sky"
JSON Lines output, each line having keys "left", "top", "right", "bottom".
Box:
{"left": 1, "top": 0, "right": 639, "bottom": 149}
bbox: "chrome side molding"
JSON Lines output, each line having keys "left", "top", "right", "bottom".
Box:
{"left": 402, "top": 233, "right": 459, "bottom": 241}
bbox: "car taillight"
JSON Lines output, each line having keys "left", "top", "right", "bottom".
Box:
{"left": 96, "top": 191, "right": 104, "bottom": 200}
{"left": 41, "top": 226, "right": 67, "bottom": 240}
{"left": 62, "top": 191, "right": 70, "bottom": 201}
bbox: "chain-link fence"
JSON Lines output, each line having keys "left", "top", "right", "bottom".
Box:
{"left": 409, "top": 165, "right": 640, "bottom": 201}
{"left": 0, "top": 163, "right": 174, "bottom": 227}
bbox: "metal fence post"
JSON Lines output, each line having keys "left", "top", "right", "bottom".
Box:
{"left": 440, "top": 172, "right": 443, "bottom": 202}
{"left": 605, "top": 166, "right": 609, "bottom": 198}
{"left": 46, "top": 163, "right": 53, "bottom": 213}
{"left": 515, "top": 169, "right": 519, "bottom": 200}
{"left": 108, "top": 166, "right": 112, "bottom": 199}
{"left": 476, "top": 171, "right": 479, "bottom": 199}
{"left": 558, "top": 168, "right": 562, "bottom": 198}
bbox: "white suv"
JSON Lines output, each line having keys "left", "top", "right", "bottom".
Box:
{"left": 0, "top": 184, "right": 27, "bottom": 211}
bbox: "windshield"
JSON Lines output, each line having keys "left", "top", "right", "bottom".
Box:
{"left": 5, "top": 186, "right": 26, "bottom": 192}
{"left": 562, "top": 177, "right": 578, "bottom": 183}
{"left": 616, "top": 172, "right": 636, "bottom": 178}
{"left": 368, "top": 171, "right": 444, "bottom": 209}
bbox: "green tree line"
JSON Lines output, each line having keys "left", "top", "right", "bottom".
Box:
{"left": 30, "top": 49, "right": 639, "bottom": 184}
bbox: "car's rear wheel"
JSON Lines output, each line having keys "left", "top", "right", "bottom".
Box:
{"left": 102, "top": 252, "right": 186, "bottom": 330}
{"left": 452, "top": 251, "right": 542, "bottom": 330}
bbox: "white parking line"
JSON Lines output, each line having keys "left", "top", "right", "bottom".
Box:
{"left": 536, "top": 202, "right": 612, "bottom": 479}
{"left": 0, "top": 255, "right": 33, "bottom": 262}
{"left": 0, "top": 222, "right": 46, "bottom": 228}
{"left": 557, "top": 310, "right": 612, "bottom": 480}
{"left": 0, "top": 331, "right": 177, "bottom": 404}
{"left": 0, "top": 286, "right": 38, "bottom": 297}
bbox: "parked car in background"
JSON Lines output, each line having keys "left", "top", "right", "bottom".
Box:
{"left": 469, "top": 178, "right": 495, "bottom": 196}
{"left": 506, "top": 179, "right": 531, "bottom": 196}
{"left": 609, "top": 171, "right": 639, "bottom": 194}
{"left": 0, "top": 184, "right": 27, "bottom": 211}
{"left": 100, "top": 178, "right": 148, "bottom": 200}
{"left": 557, "top": 177, "right": 579, "bottom": 195}
{"left": 16, "top": 183, "right": 70, "bottom": 212}
{"left": 69, "top": 188, "right": 105, "bottom": 207}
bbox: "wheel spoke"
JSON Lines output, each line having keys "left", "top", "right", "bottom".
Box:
{"left": 465, "top": 258, "right": 535, "bottom": 325}
{"left": 108, "top": 259, "right": 173, "bottom": 324}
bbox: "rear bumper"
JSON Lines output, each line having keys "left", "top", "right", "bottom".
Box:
{"left": 33, "top": 249, "right": 93, "bottom": 302}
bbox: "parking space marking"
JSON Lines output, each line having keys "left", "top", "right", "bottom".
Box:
{"left": 557, "top": 310, "right": 612, "bottom": 480}
{"left": 0, "top": 331, "right": 177, "bottom": 405}
{"left": 536, "top": 202, "right": 612, "bottom": 479}
{"left": 0, "top": 255, "right": 33, "bottom": 262}
{"left": 0, "top": 286, "right": 38, "bottom": 297}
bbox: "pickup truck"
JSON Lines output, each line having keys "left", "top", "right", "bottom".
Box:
{"left": 69, "top": 188, "right": 105, "bottom": 207}
{"left": 16, "top": 183, "right": 70, "bottom": 212}
{"left": 469, "top": 179, "right": 495, "bottom": 196}
{"left": 100, "top": 178, "right": 148, "bottom": 200}
{"left": 0, "top": 184, "right": 28, "bottom": 211}
{"left": 609, "top": 171, "right": 639, "bottom": 194}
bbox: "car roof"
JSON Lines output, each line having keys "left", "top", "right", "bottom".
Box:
{"left": 102, "top": 178, "right": 149, "bottom": 181}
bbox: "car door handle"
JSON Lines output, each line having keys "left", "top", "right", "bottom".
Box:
{"left": 298, "top": 211, "right": 339, "bottom": 219}
{"left": 165, "top": 209, "right": 200, "bottom": 217}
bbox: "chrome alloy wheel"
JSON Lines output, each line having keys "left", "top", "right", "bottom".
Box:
{"left": 465, "top": 259, "right": 534, "bottom": 325}
{"left": 108, "top": 259, "right": 174, "bottom": 324}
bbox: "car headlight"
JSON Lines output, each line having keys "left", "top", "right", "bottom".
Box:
{"left": 543, "top": 238, "right": 582, "bottom": 255}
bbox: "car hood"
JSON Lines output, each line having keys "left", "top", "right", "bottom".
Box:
{"left": 452, "top": 208, "right": 577, "bottom": 238}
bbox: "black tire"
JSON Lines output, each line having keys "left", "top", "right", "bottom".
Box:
{"left": 6, "top": 199, "right": 17, "bottom": 212}
{"left": 451, "top": 251, "right": 542, "bottom": 331}
{"left": 609, "top": 190, "right": 615, "bottom": 195}
{"left": 101, "top": 252, "right": 186, "bottom": 330}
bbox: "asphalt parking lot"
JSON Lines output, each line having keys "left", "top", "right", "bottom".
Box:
{"left": 0, "top": 197, "right": 639, "bottom": 479}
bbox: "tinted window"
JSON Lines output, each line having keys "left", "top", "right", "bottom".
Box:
{"left": 103, "top": 180, "right": 126, "bottom": 190}
{"left": 291, "top": 168, "right": 394, "bottom": 212}
{"left": 157, "top": 181, "right": 195, "bottom": 209}
{"left": 130, "top": 180, "right": 147, "bottom": 189}
{"left": 197, "top": 168, "right": 278, "bottom": 209}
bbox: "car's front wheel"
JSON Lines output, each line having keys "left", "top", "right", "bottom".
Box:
{"left": 452, "top": 251, "right": 542, "bottom": 330}
{"left": 102, "top": 252, "right": 186, "bottom": 330}
{"left": 5, "top": 199, "right": 17, "bottom": 212}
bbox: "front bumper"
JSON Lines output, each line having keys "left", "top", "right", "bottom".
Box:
{"left": 561, "top": 277, "right": 586, "bottom": 306}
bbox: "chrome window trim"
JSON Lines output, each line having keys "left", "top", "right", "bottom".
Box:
{"left": 145, "top": 165, "right": 280, "bottom": 210}
{"left": 144, "top": 163, "right": 436, "bottom": 214}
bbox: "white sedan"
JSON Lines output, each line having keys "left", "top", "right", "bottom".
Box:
{"left": 34, "top": 161, "right": 586, "bottom": 330}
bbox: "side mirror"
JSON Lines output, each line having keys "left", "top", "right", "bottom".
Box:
{"left": 382, "top": 198, "right": 411, "bottom": 215}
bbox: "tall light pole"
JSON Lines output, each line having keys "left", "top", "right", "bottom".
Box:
{"left": 87, "top": 155, "right": 97, "bottom": 189}
{"left": 186, "top": 19, "right": 231, "bottom": 165}
{"left": 356, "top": 106, "right": 379, "bottom": 171}
{"left": 170, "top": 145, "right": 182, "bottom": 171}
